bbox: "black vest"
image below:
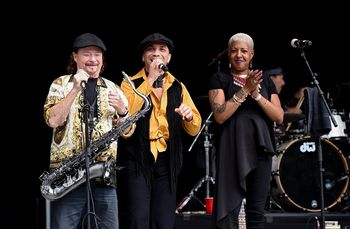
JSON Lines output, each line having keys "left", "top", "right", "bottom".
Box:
{"left": 118, "top": 77, "right": 184, "bottom": 191}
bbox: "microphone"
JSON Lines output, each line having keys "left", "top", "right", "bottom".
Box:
{"left": 159, "top": 63, "right": 169, "bottom": 72}
{"left": 291, "top": 38, "right": 312, "bottom": 48}
{"left": 80, "top": 80, "right": 87, "bottom": 88}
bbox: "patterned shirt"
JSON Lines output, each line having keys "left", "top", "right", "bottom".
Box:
{"left": 44, "top": 74, "right": 129, "bottom": 168}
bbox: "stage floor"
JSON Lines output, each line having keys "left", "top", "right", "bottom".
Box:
{"left": 175, "top": 212, "right": 350, "bottom": 229}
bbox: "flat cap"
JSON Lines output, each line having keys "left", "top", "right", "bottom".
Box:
{"left": 138, "top": 33, "right": 174, "bottom": 54}
{"left": 73, "top": 33, "right": 106, "bottom": 52}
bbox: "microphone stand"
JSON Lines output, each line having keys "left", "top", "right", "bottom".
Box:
{"left": 80, "top": 81, "right": 97, "bottom": 229}
{"left": 297, "top": 48, "right": 337, "bottom": 229}
{"left": 176, "top": 112, "right": 215, "bottom": 212}
{"left": 208, "top": 49, "right": 227, "bottom": 73}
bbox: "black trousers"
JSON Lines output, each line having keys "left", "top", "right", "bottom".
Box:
{"left": 227, "top": 154, "right": 272, "bottom": 229}
{"left": 117, "top": 152, "right": 177, "bottom": 229}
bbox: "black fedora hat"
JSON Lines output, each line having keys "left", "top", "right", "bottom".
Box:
{"left": 138, "top": 33, "right": 174, "bottom": 54}
{"left": 73, "top": 33, "right": 106, "bottom": 52}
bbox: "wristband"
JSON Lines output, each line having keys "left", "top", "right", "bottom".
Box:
{"left": 252, "top": 93, "right": 262, "bottom": 101}
{"left": 118, "top": 109, "right": 129, "bottom": 117}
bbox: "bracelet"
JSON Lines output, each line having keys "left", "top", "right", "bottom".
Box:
{"left": 118, "top": 109, "right": 129, "bottom": 117}
{"left": 233, "top": 93, "right": 245, "bottom": 103}
{"left": 252, "top": 93, "right": 262, "bottom": 101}
{"left": 229, "top": 95, "right": 241, "bottom": 105}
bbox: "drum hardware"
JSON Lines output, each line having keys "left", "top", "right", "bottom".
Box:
{"left": 324, "top": 109, "right": 349, "bottom": 142}
{"left": 208, "top": 48, "right": 228, "bottom": 72}
{"left": 176, "top": 112, "right": 215, "bottom": 213}
{"left": 339, "top": 191, "right": 350, "bottom": 212}
{"left": 266, "top": 195, "right": 283, "bottom": 212}
{"left": 266, "top": 156, "right": 285, "bottom": 212}
{"left": 273, "top": 123, "right": 286, "bottom": 148}
{"left": 266, "top": 173, "right": 284, "bottom": 212}
{"left": 285, "top": 128, "right": 305, "bottom": 141}
{"left": 284, "top": 113, "right": 306, "bottom": 133}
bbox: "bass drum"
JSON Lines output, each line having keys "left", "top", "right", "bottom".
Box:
{"left": 271, "top": 137, "right": 349, "bottom": 212}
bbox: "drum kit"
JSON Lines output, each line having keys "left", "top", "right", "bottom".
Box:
{"left": 271, "top": 109, "right": 350, "bottom": 212}
{"left": 192, "top": 95, "right": 350, "bottom": 213}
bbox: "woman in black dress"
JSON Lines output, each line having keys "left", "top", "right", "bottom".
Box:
{"left": 208, "top": 33, "right": 284, "bottom": 229}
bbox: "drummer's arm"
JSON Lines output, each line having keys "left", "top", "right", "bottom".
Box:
{"left": 285, "top": 106, "right": 303, "bottom": 114}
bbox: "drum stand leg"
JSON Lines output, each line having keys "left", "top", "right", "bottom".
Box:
{"left": 176, "top": 113, "right": 215, "bottom": 213}
{"left": 266, "top": 194, "right": 283, "bottom": 211}
{"left": 176, "top": 176, "right": 215, "bottom": 212}
{"left": 265, "top": 182, "right": 284, "bottom": 212}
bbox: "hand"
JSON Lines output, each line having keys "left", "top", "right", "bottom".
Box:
{"left": 73, "top": 69, "right": 90, "bottom": 90}
{"left": 250, "top": 86, "right": 260, "bottom": 98}
{"left": 244, "top": 69, "right": 263, "bottom": 93}
{"left": 108, "top": 91, "right": 127, "bottom": 115}
{"left": 148, "top": 59, "right": 166, "bottom": 85}
{"left": 175, "top": 103, "right": 193, "bottom": 121}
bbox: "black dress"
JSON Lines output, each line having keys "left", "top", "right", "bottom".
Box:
{"left": 208, "top": 70, "right": 277, "bottom": 228}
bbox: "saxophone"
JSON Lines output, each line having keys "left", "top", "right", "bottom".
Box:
{"left": 39, "top": 71, "right": 151, "bottom": 201}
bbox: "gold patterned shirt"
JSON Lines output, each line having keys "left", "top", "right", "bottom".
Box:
{"left": 44, "top": 74, "right": 129, "bottom": 168}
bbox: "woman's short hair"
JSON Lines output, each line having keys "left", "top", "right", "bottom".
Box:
{"left": 228, "top": 33, "right": 254, "bottom": 50}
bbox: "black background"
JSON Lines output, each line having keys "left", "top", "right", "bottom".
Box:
{"left": 6, "top": 4, "right": 350, "bottom": 228}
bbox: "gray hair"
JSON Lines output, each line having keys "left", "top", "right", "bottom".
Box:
{"left": 228, "top": 33, "right": 254, "bottom": 50}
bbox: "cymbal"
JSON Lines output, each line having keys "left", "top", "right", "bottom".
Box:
{"left": 283, "top": 112, "right": 305, "bottom": 123}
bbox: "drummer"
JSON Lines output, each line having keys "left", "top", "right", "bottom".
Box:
{"left": 264, "top": 67, "right": 306, "bottom": 142}
{"left": 285, "top": 86, "right": 307, "bottom": 114}
{"left": 263, "top": 67, "right": 285, "bottom": 145}
{"left": 264, "top": 67, "right": 285, "bottom": 95}
{"left": 284, "top": 86, "right": 308, "bottom": 135}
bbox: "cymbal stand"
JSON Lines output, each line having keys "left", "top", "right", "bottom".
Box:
{"left": 176, "top": 112, "right": 216, "bottom": 212}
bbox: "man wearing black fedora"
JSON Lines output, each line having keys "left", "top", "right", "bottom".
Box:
{"left": 43, "top": 32, "right": 134, "bottom": 229}
{"left": 117, "top": 33, "right": 202, "bottom": 229}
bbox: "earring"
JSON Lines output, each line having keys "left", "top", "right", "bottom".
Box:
{"left": 228, "top": 63, "right": 231, "bottom": 68}
{"left": 249, "top": 60, "right": 253, "bottom": 69}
